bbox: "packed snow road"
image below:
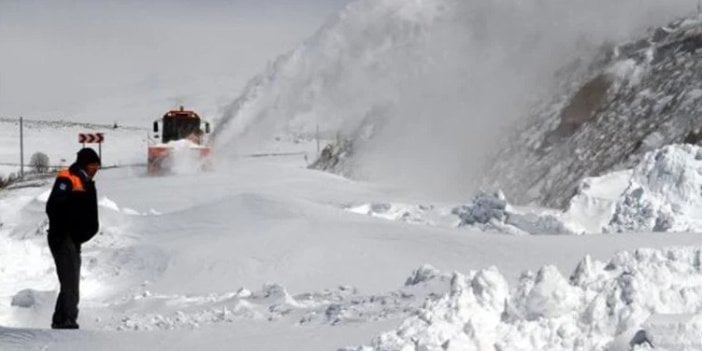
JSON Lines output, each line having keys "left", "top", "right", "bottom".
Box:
{"left": 1, "top": 154, "right": 701, "bottom": 350}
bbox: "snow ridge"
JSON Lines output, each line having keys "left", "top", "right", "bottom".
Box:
{"left": 351, "top": 247, "right": 702, "bottom": 351}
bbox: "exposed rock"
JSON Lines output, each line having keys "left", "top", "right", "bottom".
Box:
{"left": 453, "top": 191, "right": 576, "bottom": 235}
{"left": 308, "top": 138, "right": 354, "bottom": 176}
{"left": 485, "top": 16, "right": 702, "bottom": 208}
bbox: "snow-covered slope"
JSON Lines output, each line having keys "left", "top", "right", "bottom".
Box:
{"left": 214, "top": 0, "right": 695, "bottom": 196}
{"left": 486, "top": 15, "right": 702, "bottom": 208}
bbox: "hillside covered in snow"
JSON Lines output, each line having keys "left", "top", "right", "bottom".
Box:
{"left": 213, "top": 0, "right": 698, "bottom": 200}
{"left": 486, "top": 15, "right": 702, "bottom": 208}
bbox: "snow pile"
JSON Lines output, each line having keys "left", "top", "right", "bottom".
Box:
{"left": 347, "top": 203, "right": 456, "bottom": 227}
{"left": 638, "top": 313, "right": 702, "bottom": 351}
{"left": 453, "top": 191, "right": 508, "bottom": 227}
{"left": 0, "top": 187, "right": 57, "bottom": 326}
{"left": 563, "top": 170, "right": 632, "bottom": 233}
{"left": 608, "top": 144, "right": 702, "bottom": 232}
{"left": 348, "top": 203, "right": 436, "bottom": 226}
{"left": 351, "top": 247, "right": 702, "bottom": 351}
{"left": 453, "top": 191, "right": 575, "bottom": 235}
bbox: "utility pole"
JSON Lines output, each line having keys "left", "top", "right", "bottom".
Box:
{"left": 19, "top": 116, "right": 24, "bottom": 178}
{"left": 316, "top": 124, "right": 320, "bottom": 154}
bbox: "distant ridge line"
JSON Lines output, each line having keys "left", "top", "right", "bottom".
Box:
{"left": 0, "top": 117, "right": 147, "bottom": 131}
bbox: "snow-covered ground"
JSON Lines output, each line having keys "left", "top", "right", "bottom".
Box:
{"left": 0, "top": 119, "right": 146, "bottom": 178}
{"left": 1, "top": 124, "right": 702, "bottom": 350}
{"left": 3, "top": 0, "right": 702, "bottom": 349}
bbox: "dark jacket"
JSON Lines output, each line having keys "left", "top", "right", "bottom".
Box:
{"left": 46, "top": 163, "right": 99, "bottom": 244}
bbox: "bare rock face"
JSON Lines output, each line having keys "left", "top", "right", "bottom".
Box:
{"left": 308, "top": 138, "right": 354, "bottom": 176}
{"left": 485, "top": 16, "right": 702, "bottom": 208}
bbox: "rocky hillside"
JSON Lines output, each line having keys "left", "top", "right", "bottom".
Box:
{"left": 212, "top": 0, "right": 699, "bottom": 201}
{"left": 485, "top": 15, "right": 702, "bottom": 208}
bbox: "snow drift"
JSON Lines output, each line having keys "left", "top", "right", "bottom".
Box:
{"left": 608, "top": 144, "right": 702, "bottom": 233}
{"left": 351, "top": 247, "right": 702, "bottom": 351}
{"left": 347, "top": 143, "right": 702, "bottom": 235}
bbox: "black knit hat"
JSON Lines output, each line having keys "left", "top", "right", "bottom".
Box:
{"left": 76, "top": 148, "right": 101, "bottom": 167}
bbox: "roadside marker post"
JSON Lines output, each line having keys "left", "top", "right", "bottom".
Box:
{"left": 78, "top": 133, "right": 105, "bottom": 160}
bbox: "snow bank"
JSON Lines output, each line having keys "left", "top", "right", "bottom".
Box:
{"left": 556, "top": 144, "right": 702, "bottom": 234}
{"left": 638, "top": 313, "right": 702, "bottom": 351}
{"left": 347, "top": 202, "right": 456, "bottom": 227}
{"left": 348, "top": 203, "right": 438, "bottom": 226}
{"left": 453, "top": 191, "right": 576, "bottom": 235}
{"left": 351, "top": 246, "right": 702, "bottom": 351}
{"left": 346, "top": 192, "right": 578, "bottom": 234}
{"left": 563, "top": 170, "right": 632, "bottom": 233}
{"left": 608, "top": 144, "right": 702, "bottom": 232}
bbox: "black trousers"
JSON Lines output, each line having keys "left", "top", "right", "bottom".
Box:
{"left": 48, "top": 233, "right": 81, "bottom": 325}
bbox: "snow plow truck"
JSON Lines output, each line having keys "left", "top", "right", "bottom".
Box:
{"left": 148, "top": 106, "right": 211, "bottom": 175}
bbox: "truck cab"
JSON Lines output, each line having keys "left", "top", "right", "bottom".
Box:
{"left": 148, "top": 106, "right": 212, "bottom": 175}
{"left": 151, "top": 106, "right": 211, "bottom": 144}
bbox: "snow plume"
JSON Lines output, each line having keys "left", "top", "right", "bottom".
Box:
{"left": 350, "top": 247, "right": 702, "bottom": 351}
{"left": 158, "top": 140, "right": 211, "bottom": 176}
{"left": 608, "top": 144, "right": 702, "bottom": 233}
{"left": 214, "top": 0, "right": 694, "bottom": 197}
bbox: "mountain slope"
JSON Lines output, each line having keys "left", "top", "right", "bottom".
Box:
{"left": 212, "top": 0, "right": 696, "bottom": 197}
{"left": 485, "top": 15, "right": 702, "bottom": 208}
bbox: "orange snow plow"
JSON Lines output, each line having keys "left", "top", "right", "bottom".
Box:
{"left": 148, "top": 106, "right": 212, "bottom": 175}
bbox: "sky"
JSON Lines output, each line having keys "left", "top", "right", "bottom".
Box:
{"left": 0, "top": 0, "right": 350, "bottom": 121}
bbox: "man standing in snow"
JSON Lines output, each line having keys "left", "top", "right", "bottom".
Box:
{"left": 45, "top": 148, "right": 101, "bottom": 329}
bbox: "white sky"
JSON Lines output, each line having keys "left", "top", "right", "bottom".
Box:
{"left": 0, "top": 0, "right": 350, "bottom": 120}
